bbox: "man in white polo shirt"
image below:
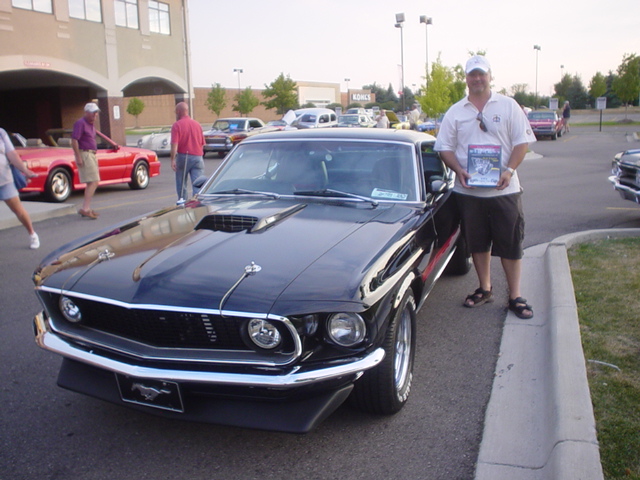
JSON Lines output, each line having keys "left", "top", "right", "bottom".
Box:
{"left": 434, "top": 55, "right": 536, "bottom": 319}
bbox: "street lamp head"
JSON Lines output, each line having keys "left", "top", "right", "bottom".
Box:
{"left": 395, "top": 12, "right": 405, "bottom": 23}
{"left": 419, "top": 15, "right": 432, "bottom": 25}
{"left": 533, "top": 45, "right": 541, "bottom": 51}
{"left": 395, "top": 23, "right": 403, "bottom": 28}
{"left": 233, "top": 68, "right": 243, "bottom": 74}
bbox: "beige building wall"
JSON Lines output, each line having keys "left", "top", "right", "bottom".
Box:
{"left": 0, "top": 0, "right": 189, "bottom": 144}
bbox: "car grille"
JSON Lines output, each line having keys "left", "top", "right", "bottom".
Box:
{"left": 67, "top": 298, "right": 250, "bottom": 350}
{"left": 616, "top": 163, "right": 639, "bottom": 188}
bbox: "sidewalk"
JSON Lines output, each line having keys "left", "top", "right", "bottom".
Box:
{"left": 476, "top": 228, "right": 640, "bottom": 480}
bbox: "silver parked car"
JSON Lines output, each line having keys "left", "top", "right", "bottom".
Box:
{"left": 137, "top": 127, "right": 171, "bottom": 156}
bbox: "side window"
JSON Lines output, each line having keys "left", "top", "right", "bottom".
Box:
{"left": 330, "top": 113, "right": 337, "bottom": 122}
{"left": 421, "top": 142, "right": 444, "bottom": 184}
{"left": 319, "top": 115, "right": 327, "bottom": 124}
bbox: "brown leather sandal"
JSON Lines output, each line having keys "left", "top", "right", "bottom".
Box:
{"left": 464, "top": 287, "right": 493, "bottom": 308}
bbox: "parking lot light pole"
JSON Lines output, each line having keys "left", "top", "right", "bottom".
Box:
{"left": 419, "top": 15, "right": 432, "bottom": 90}
{"left": 533, "top": 45, "right": 541, "bottom": 109}
{"left": 395, "top": 13, "right": 405, "bottom": 112}
{"left": 233, "top": 68, "right": 243, "bottom": 91}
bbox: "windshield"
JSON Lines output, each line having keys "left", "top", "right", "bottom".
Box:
{"left": 339, "top": 115, "right": 359, "bottom": 124}
{"left": 528, "top": 112, "right": 555, "bottom": 120}
{"left": 212, "top": 120, "right": 248, "bottom": 132}
{"left": 202, "top": 139, "right": 419, "bottom": 202}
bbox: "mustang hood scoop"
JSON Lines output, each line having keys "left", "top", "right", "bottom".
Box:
{"left": 195, "top": 204, "right": 306, "bottom": 233}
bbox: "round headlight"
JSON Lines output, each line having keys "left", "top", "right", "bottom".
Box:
{"left": 137, "top": 139, "right": 143, "bottom": 147}
{"left": 59, "top": 296, "right": 82, "bottom": 323}
{"left": 327, "top": 313, "right": 366, "bottom": 347}
{"left": 247, "top": 319, "right": 282, "bottom": 350}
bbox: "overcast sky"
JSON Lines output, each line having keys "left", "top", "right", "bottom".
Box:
{"left": 187, "top": 0, "right": 639, "bottom": 100}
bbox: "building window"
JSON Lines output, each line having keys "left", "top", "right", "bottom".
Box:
{"left": 12, "top": 0, "right": 53, "bottom": 13}
{"left": 149, "top": 1, "right": 170, "bottom": 35}
{"left": 115, "top": 0, "right": 138, "bottom": 29}
{"left": 68, "top": 0, "right": 102, "bottom": 23}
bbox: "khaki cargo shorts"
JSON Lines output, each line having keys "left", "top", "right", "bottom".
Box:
{"left": 78, "top": 150, "right": 100, "bottom": 183}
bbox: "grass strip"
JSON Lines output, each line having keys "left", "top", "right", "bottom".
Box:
{"left": 568, "top": 238, "right": 640, "bottom": 480}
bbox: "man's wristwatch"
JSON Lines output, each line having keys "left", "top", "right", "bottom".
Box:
{"left": 506, "top": 167, "right": 515, "bottom": 176}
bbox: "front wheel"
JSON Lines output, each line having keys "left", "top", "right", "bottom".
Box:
{"left": 350, "top": 290, "right": 416, "bottom": 415}
{"left": 128, "top": 161, "right": 149, "bottom": 190}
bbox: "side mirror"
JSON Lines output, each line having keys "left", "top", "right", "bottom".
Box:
{"left": 428, "top": 177, "right": 447, "bottom": 195}
{"left": 193, "top": 175, "right": 209, "bottom": 189}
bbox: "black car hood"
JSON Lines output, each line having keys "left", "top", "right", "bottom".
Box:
{"left": 36, "top": 198, "right": 419, "bottom": 314}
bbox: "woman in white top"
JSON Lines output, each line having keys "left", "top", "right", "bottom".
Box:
{"left": 0, "top": 128, "right": 40, "bottom": 249}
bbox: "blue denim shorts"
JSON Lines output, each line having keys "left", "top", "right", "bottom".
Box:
{"left": 0, "top": 181, "right": 19, "bottom": 201}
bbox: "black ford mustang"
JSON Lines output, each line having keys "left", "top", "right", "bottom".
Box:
{"left": 33, "top": 128, "right": 470, "bottom": 433}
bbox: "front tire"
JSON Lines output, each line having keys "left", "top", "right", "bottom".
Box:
{"left": 128, "top": 160, "right": 149, "bottom": 190}
{"left": 445, "top": 234, "right": 472, "bottom": 275}
{"left": 350, "top": 290, "right": 416, "bottom": 415}
{"left": 45, "top": 168, "right": 72, "bottom": 202}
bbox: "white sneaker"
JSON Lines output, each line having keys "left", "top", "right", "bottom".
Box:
{"left": 29, "top": 233, "right": 40, "bottom": 249}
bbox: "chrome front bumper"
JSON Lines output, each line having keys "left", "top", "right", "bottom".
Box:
{"left": 34, "top": 311, "right": 385, "bottom": 389}
{"left": 609, "top": 175, "right": 640, "bottom": 203}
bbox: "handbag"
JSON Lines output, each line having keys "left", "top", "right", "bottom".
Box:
{"left": 10, "top": 163, "right": 28, "bottom": 190}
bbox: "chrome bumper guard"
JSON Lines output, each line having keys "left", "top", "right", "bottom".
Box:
{"left": 609, "top": 175, "right": 640, "bottom": 202}
{"left": 34, "top": 312, "right": 384, "bottom": 388}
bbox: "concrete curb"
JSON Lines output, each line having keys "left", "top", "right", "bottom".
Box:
{"left": 475, "top": 228, "right": 640, "bottom": 480}
{"left": 0, "top": 201, "right": 77, "bottom": 231}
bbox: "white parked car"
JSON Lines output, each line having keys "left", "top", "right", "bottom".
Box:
{"left": 137, "top": 127, "right": 171, "bottom": 155}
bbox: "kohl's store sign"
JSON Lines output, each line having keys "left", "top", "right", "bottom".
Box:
{"left": 351, "top": 93, "right": 371, "bottom": 102}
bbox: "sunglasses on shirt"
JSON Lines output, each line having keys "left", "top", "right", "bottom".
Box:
{"left": 476, "top": 112, "right": 488, "bottom": 132}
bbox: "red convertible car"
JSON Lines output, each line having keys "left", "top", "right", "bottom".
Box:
{"left": 16, "top": 130, "right": 161, "bottom": 202}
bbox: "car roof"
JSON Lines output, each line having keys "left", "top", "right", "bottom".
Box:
{"left": 241, "top": 127, "right": 435, "bottom": 144}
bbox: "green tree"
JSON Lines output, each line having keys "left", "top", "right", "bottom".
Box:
{"left": 417, "top": 58, "right": 456, "bottom": 118}
{"left": 612, "top": 53, "right": 640, "bottom": 119}
{"left": 126, "top": 97, "right": 145, "bottom": 128}
{"left": 262, "top": 73, "right": 298, "bottom": 114}
{"left": 588, "top": 72, "right": 607, "bottom": 101}
{"left": 206, "top": 83, "right": 226, "bottom": 117}
{"left": 566, "top": 75, "right": 590, "bottom": 109}
{"left": 233, "top": 87, "right": 260, "bottom": 116}
{"left": 553, "top": 74, "right": 572, "bottom": 104}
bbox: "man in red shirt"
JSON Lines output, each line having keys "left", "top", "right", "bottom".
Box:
{"left": 170, "top": 102, "right": 205, "bottom": 202}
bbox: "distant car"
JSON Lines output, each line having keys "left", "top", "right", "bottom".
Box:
{"left": 32, "top": 128, "right": 470, "bottom": 433}
{"left": 527, "top": 111, "right": 563, "bottom": 140}
{"left": 416, "top": 120, "right": 437, "bottom": 134}
{"left": 15, "top": 129, "right": 160, "bottom": 202}
{"left": 265, "top": 120, "right": 288, "bottom": 131}
{"left": 291, "top": 108, "right": 338, "bottom": 129}
{"left": 609, "top": 148, "right": 640, "bottom": 204}
{"left": 386, "top": 111, "right": 411, "bottom": 130}
{"left": 203, "top": 117, "right": 267, "bottom": 157}
{"left": 337, "top": 114, "right": 375, "bottom": 128}
{"left": 137, "top": 127, "right": 171, "bottom": 155}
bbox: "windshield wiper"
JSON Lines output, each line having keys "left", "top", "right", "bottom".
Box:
{"left": 294, "top": 189, "right": 378, "bottom": 206}
{"left": 211, "top": 188, "right": 280, "bottom": 199}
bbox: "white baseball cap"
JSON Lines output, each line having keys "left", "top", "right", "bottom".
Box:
{"left": 465, "top": 55, "right": 491, "bottom": 74}
{"left": 84, "top": 102, "right": 100, "bottom": 113}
